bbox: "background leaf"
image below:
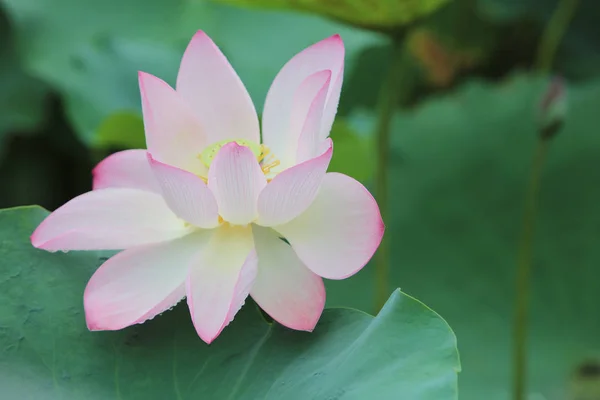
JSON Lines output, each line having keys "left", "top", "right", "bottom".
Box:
{"left": 0, "top": 0, "right": 383, "bottom": 144}
{"left": 94, "top": 112, "right": 145, "bottom": 150}
{"left": 211, "top": 0, "right": 452, "bottom": 29}
{"left": 326, "top": 73, "right": 600, "bottom": 399}
{"left": 0, "top": 6, "right": 48, "bottom": 156}
{"left": 0, "top": 207, "right": 459, "bottom": 400}
{"left": 327, "top": 118, "right": 375, "bottom": 182}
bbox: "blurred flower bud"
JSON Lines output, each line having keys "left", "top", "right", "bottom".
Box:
{"left": 538, "top": 76, "right": 567, "bottom": 140}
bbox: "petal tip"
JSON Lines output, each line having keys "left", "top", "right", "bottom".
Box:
{"left": 186, "top": 288, "right": 221, "bottom": 345}
{"left": 222, "top": 141, "right": 244, "bottom": 151}
{"left": 138, "top": 71, "right": 167, "bottom": 91}
{"left": 84, "top": 306, "right": 105, "bottom": 332}
{"left": 191, "top": 30, "right": 208, "bottom": 40}
{"left": 85, "top": 313, "right": 111, "bottom": 332}
{"left": 305, "top": 323, "right": 317, "bottom": 333}
{"left": 86, "top": 320, "right": 102, "bottom": 332}
{"left": 30, "top": 223, "right": 52, "bottom": 250}
{"left": 218, "top": 141, "right": 255, "bottom": 158}
{"left": 138, "top": 70, "right": 151, "bottom": 84}
{"left": 193, "top": 322, "right": 222, "bottom": 345}
{"left": 186, "top": 29, "right": 218, "bottom": 53}
{"left": 200, "top": 334, "right": 216, "bottom": 345}
{"left": 30, "top": 230, "right": 42, "bottom": 249}
{"left": 146, "top": 151, "right": 155, "bottom": 163}
{"left": 138, "top": 71, "right": 152, "bottom": 97}
{"left": 321, "top": 34, "right": 344, "bottom": 50}
{"left": 301, "top": 313, "right": 322, "bottom": 332}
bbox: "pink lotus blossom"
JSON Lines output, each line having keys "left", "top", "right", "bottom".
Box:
{"left": 31, "top": 31, "right": 384, "bottom": 344}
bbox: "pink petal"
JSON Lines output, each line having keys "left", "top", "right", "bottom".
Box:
{"left": 148, "top": 153, "right": 219, "bottom": 229}
{"left": 92, "top": 149, "right": 160, "bottom": 194}
{"left": 176, "top": 31, "right": 259, "bottom": 145}
{"left": 262, "top": 35, "right": 344, "bottom": 168}
{"left": 271, "top": 70, "right": 331, "bottom": 170}
{"left": 186, "top": 225, "right": 257, "bottom": 344}
{"left": 208, "top": 142, "right": 266, "bottom": 225}
{"left": 31, "top": 188, "right": 189, "bottom": 251}
{"left": 275, "top": 173, "right": 384, "bottom": 280}
{"left": 256, "top": 140, "right": 332, "bottom": 227}
{"left": 296, "top": 75, "right": 334, "bottom": 164}
{"left": 139, "top": 71, "right": 207, "bottom": 175}
{"left": 84, "top": 231, "right": 210, "bottom": 331}
{"left": 250, "top": 226, "right": 324, "bottom": 331}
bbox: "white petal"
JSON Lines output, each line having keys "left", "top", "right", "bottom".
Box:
{"left": 275, "top": 173, "right": 384, "bottom": 279}
{"left": 257, "top": 141, "right": 332, "bottom": 227}
{"left": 208, "top": 142, "right": 266, "bottom": 225}
{"left": 176, "top": 31, "right": 259, "bottom": 145}
{"left": 92, "top": 150, "right": 160, "bottom": 193}
{"left": 31, "top": 188, "right": 189, "bottom": 251}
{"left": 84, "top": 231, "right": 210, "bottom": 331}
{"left": 186, "top": 225, "right": 257, "bottom": 344}
{"left": 251, "top": 225, "right": 324, "bottom": 331}
{"left": 148, "top": 154, "right": 219, "bottom": 229}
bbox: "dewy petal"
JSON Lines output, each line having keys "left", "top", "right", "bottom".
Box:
{"left": 256, "top": 140, "right": 332, "bottom": 227}
{"left": 148, "top": 153, "right": 219, "bottom": 229}
{"left": 186, "top": 224, "right": 256, "bottom": 344}
{"left": 262, "top": 35, "right": 344, "bottom": 168}
{"left": 250, "top": 225, "right": 325, "bottom": 331}
{"left": 208, "top": 142, "right": 266, "bottom": 225}
{"left": 84, "top": 231, "right": 210, "bottom": 331}
{"left": 139, "top": 71, "right": 207, "bottom": 175}
{"left": 176, "top": 30, "right": 259, "bottom": 145}
{"left": 275, "top": 173, "right": 384, "bottom": 280}
{"left": 31, "top": 188, "right": 189, "bottom": 251}
{"left": 92, "top": 149, "right": 160, "bottom": 194}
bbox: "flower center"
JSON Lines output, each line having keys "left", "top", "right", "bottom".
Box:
{"left": 198, "top": 139, "right": 280, "bottom": 176}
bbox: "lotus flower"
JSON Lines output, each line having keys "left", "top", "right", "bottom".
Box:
{"left": 31, "top": 31, "right": 384, "bottom": 344}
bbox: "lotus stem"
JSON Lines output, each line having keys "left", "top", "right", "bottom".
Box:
{"left": 374, "top": 36, "right": 407, "bottom": 311}
{"left": 512, "top": 0, "right": 579, "bottom": 399}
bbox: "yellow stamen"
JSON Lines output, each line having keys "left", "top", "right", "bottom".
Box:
{"left": 200, "top": 138, "right": 262, "bottom": 168}
{"left": 261, "top": 159, "right": 280, "bottom": 175}
{"left": 196, "top": 139, "right": 281, "bottom": 180}
{"left": 257, "top": 144, "right": 270, "bottom": 163}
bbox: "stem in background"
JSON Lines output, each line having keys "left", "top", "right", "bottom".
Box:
{"left": 535, "top": 0, "right": 580, "bottom": 73}
{"left": 512, "top": 1, "right": 578, "bottom": 399}
{"left": 512, "top": 139, "right": 549, "bottom": 400}
{"left": 374, "top": 37, "right": 407, "bottom": 311}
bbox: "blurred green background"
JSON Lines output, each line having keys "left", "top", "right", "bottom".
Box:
{"left": 1, "top": 0, "right": 599, "bottom": 398}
